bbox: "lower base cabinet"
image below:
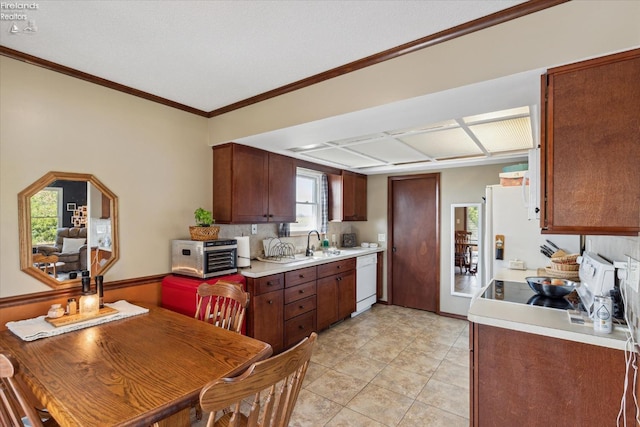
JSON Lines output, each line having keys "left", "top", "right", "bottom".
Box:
{"left": 247, "top": 259, "right": 356, "bottom": 353}
{"left": 470, "top": 322, "right": 637, "bottom": 426}
{"left": 317, "top": 259, "right": 356, "bottom": 331}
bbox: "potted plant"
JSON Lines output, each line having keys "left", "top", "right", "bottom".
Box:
{"left": 194, "top": 208, "right": 214, "bottom": 227}
{"left": 189, "top": 208, "right": 219, "bottom": 241}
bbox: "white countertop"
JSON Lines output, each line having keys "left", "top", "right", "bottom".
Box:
{"left": 468, "top": 271, "right": 633, "bottom": 351}
{"left": 239, "top": 247, "right": 384, "bottom": 278}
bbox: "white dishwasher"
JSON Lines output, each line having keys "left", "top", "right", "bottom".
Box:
{"left": 352, "top": 253, "right": 378, "bottom": 317}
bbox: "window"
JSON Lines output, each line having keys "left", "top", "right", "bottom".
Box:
{"left": 291, "top": 168, "right": 322, "bottom": 234}
{"left": 466, "top": 206, "right": 479, "bottom": 241}
{"left": 31, "top": 187, "right": 62, "bottom": 245}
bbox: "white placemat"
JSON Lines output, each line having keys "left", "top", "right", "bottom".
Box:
{"left": 5, "top": 300, "right": 149, "bottom": 342}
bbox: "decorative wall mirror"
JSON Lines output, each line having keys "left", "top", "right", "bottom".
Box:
{"left": 18, "top": 171, "right": 119, "bottom": 290}
{"left": 450, "top": 203, "right": 482, "bottom": 298}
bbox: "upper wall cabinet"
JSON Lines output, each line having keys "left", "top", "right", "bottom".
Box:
{"left": 540, "top": 48, "right": 640, "bottom": 236}
{"left": 329, "top": 171, "right": 367, "bottom": 221}
{"left": 212, "top": 143, "right": 296, "bottom": 224}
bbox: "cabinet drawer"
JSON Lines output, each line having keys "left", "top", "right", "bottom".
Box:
{"left": 284, "top": 295, "right": 316, "bottom": 320}
{"left": 285, "top": 266, "right": 317, "bottom": 288}
{"left": 254, "top": 273, "right": 284, "bottom": 295}
{"left": 284, "top": 281, "right": 317, "bottom": 304}
{"left": 284, "top": 310, "right": 316, "bottom": 348}
{"left": 317, "top": 258, "right": 355, "bottom": 278}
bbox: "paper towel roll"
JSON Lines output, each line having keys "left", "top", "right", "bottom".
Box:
{"left": 235, "top": 236, "right": 251, "bottom": 267}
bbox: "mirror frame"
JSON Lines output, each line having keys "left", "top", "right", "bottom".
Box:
{"left": 18, "top": 171, "right": 119, "bottom": 290}
{"left": 450, "top": 202, "right": 483, "bottom": 298}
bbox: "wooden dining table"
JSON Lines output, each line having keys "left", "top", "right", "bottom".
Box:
{"left": 0, "top": 304, "right": 272, "bottom": 427}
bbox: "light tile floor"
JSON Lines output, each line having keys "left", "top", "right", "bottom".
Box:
{"left": 192, "top": 304, "right": 469, "bottom": 426}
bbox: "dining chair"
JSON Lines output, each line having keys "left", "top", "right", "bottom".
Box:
{"left": 195, "top": 281, "right": 250, "bottom": 334}
{"left": 32, "top": 254, "right": 61, "bottom": 279}
{"left": 454, "top": 231, "right": 471, "bottom": 274}
{"left": 0, "top": 353, "right": 57, "bottom": 427}
{"left": 199, "top": 332, "right": 317, "bottom": 427}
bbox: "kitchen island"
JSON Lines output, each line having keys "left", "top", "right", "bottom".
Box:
{"left": 468, "top": 275, "right": 637, "bottom": 426}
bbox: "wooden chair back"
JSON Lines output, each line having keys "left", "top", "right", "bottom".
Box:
{"left": 199, "top": 332, "right": 317, "bottom": 427}
{"left": 454, "top": 231, "right": 471, "bottom": 272}
{"left": 0, "top": 353, "right": 44, "bottom": 427}
{"left": 195, "top": 281, "right": 250, "bottom": 334}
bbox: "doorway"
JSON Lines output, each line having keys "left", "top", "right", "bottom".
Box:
{"left": 388, "top": 173, "right": 440, "bottom": 312}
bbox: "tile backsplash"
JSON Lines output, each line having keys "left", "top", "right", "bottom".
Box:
{"left": 216, "top": 223, "right": 355, "bottom": 259}
{"left": 590, "top": 235, "right": 640, "bottom": 335}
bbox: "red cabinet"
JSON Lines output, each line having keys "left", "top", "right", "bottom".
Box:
{"left": 160, "top": 273, "right": 247, "bottom": 334}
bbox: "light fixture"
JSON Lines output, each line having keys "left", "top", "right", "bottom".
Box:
{"left": 79, "top": 293, "right": 99, "bottom": 315}
{"left": 79, "top": 276, "right": 99, "bottom": 315}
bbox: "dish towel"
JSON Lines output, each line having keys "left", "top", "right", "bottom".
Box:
{"left": 5, "top": 300, "right": 149, "bottom": 342}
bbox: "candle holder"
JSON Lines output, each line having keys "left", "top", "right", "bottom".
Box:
{"left": 79, "top": 293, "right": 99, "bottom": 315}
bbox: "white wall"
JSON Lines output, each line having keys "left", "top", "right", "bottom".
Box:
{"left": 353, "top": 164, "right": 505, "bottom": 317}
{"left": 208, "top": 1, "right": 640, "bottom": 144}
{"left": 0, "top": 57, "right": 210, "bottom": 297}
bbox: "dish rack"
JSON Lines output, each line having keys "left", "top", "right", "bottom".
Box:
{"left": 261, "top": 238, "right": 296, "bottom": 261}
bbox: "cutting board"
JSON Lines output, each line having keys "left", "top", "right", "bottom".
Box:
{"left": 45, "top": 306, "right": 118, "bottom": 327}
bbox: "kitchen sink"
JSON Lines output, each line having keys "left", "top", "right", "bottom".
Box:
{"left": 256, "top": 253, "right": 326, "bottom": 264}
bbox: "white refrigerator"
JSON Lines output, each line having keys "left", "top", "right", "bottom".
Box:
{"left": 483, "top": 184, "right": 580, "bottom": 284}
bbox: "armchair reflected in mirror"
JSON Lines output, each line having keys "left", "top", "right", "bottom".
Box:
{"left": 451, "top": 203, "right": 482, "bottom": 298}
{"left": 18, "top": 172, "right": 119, "bottom": 290}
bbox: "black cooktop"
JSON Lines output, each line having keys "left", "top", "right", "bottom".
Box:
{"left": 481, "top": 280, "right": 575, "bottom": 310}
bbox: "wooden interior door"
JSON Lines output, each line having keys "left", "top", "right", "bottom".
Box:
{"left": 388, "top": 174, "right": 440, "bottom": 312}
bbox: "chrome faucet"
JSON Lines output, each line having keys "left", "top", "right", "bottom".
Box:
{"left": 306, "top": 230, "right": 320, "bottom": 256}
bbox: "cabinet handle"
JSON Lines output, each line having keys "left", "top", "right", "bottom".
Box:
{"left": 299, "top": 305, "right": 305, "bottom": 309}
{"left": 269, "top": 214, "right": 274, "bottom": 217}
{"left": 267, "top": 281, "right": 275, "bottom": 286}
{"left": 268, "top": 300, "right": 273, "bottom": 304}
{"left": 337, "top": 265, "right": 341, "bottom": 269}
{"left": 263, "top": 214, "right": 268, "bottom": 217}
{"left": 299, "top": 290, "right": 305, "bottom": 294}
{"left": 299, "top": 274, "right": 304, "bottom": 278}
{"left": 299, "top": 325, "right": 304, "bottom": 329}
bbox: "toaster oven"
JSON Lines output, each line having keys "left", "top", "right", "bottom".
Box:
{"left": 171, "top": 239, "right": 237, "bottom": 278}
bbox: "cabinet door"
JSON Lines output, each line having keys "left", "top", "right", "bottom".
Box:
{"left": 328, "top": 171, "right": 367, "bottom": 222}
{"left": 474, "top": 324, "right": 637, "bottom": 425}
{"left": 337, "top": 270, "right": 356, "bottom": 320}
{"left": 342, "top": 172, "right": 367, "bottom": 221}
{"left": 316, "top": 275, "right": 338, "bottom": 331}
{"left": 353, "top": 173, "right": 367, "bottom": 221}
{"left": 231, "top": 145, "right": 270, "bottom": 223}
{"left": 541, "top": 49, "right": 640, "bottom": 235}
{"left": 251, "top": 290, "right": 283, "bottom": 353}
{"left": 268, "top": 153, "right": 296, "bottom": 223}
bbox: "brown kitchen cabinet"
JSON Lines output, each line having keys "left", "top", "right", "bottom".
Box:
{"left": 246, "top": 267, "right": 318, "bottom": 354}
{"left": 246, "top": 273, "right": 284, "bottom": 353}
{"left": 470, "top": 323, "right": 637, "bottom": 426}
{"left": 329, "top": 171, "right": 367, "bottom": 221}
{"left": 212, "top": 143, "right": 296, "bottom": 224}
{"left": 283, "top": 267, "right": 317, "bottom": 349}
{"left": 316, "top": 258, "right": 356, "bottom": 331}
{"left": 540, "top": 48, "right": 640, "bottom": 235}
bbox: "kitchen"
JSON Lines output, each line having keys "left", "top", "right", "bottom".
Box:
{"left": 1, "top": 1, "right": 639, "bottom": 425}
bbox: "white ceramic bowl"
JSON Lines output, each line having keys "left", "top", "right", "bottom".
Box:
{"left": 361, "top": 242, "right": 370, "bottom": 248}
{"left": 369, "top": 243, "right": 378, "bottom": 248}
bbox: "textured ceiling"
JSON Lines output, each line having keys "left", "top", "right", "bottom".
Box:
{"left": 0, "top": 0, "right": 525, "bottom": 112}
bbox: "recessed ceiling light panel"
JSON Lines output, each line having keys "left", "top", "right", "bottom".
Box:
{"left": 401, "top": 127, "right": 483, "bottom": 159}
